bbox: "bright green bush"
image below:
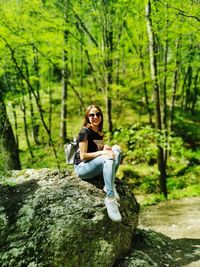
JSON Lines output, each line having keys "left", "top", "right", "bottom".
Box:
{"left": 167, "top": 177, "right": 187, "bottom": 190}
{"left": 140, "top": 176, "right": 159, "bottom": 194}
{"left": 117, "top": 165, "right": 140, "bottom": 180}
{"left": 110, "top": 125, "right": 157, "bottom": 164}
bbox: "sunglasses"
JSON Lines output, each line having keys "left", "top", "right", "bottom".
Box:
{"left": 88, "top": 112, "right": 101, "bottom": 118}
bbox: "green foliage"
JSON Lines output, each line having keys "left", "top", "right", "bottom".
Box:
{"left": 117, "top": 164, "right": 140, "bottom": 190}
{"left": 113, "top": 124, "right": 200, "bottom": 202}
{"left": 111, "top": 125, "right": 186, "bottom": 165}
{"left": 140, "top": 176, "right": 159, "bottom": 194}
{"left": 117, "top": 163, "right": 159, "bottom": 194}
{"left": 141, "top": 194, "right": 167, "bottom": 206}
{"left": 0, "top": 0, "right": 199, "bottom": 203}
{"left": 167, "top": 177, "right": 187, "bottom": 190}
{"left": 168, "top": 184, "right": 200, "bottom": 200}
{"left": 111, "top": 125, "right": 157, "bottom": 164}
{"left": 174, "top": 115, "right": 200, "bottom": 146}
{"left": 105, "top": 119, "right": 200, "bottom": 202}
{"left": 139, "top": 161, "right": 200, "bottom": 205}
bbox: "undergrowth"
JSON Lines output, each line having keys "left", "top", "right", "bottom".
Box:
{"left": 2, "top": 93, "right": 200, "bottom": 204}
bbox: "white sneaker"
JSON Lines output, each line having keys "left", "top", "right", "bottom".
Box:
{"left": 105, "top": 197, "right": 122, "bottom": 222}
{"left": 103, "top": 186, "right": 120, "bottom": 200}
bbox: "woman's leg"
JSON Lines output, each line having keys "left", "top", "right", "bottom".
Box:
{"left": 75, "top": 155, "right": 122, "bottom": 222}
{"left": 102, "top": 145, "right": 122, "bottom": 199}
{"left": 74, "top": 156, "right": 115, "bottom": 197}
{"left": 112, "top": 145, "right": 122, "bottom": 174}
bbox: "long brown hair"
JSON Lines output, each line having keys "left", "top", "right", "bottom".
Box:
{"left": 82, "top": 105, "right": 104, "bottom": 134}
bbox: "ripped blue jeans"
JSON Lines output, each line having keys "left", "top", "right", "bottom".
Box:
{"left": 74, "top": 145, "right": 122, "bottom": 197}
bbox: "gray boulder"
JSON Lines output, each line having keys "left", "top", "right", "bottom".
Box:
{"left": 0, "top": 168, "right": 139, "bottom": 267}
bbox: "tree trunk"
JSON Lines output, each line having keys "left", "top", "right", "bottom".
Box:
{"left": 180, "top": 66, "right": 190, "bottom": 112}
{"left": 105, "top": 57, "right": 113, "bottom": 134}
{"left": 33, "top": 46, "right": 41, "bottom": 102}
{"left": 191, "top": 68, "right": 199, "bottom": 114}
{"left": 185, "top": 66, "right": 193, "bottom": 111}
{"left": 162, "top": 9, "right": 169, "bottom": 134}
{"left": 84, "top": 49, "right": 99, "bottom": 92}
{"left": 12, "top": 102, "right": 19, "bottom": 149}
{"left": 60, "top": 25, "right": 68, "bottom": 142}
{"left": 0, "top": 90, "right": 21, "bottom": 171}
{"left": 80, "top": 29, "right": 84, "bottom": 88}
{"left": 48, "top": 78, "right": 53, "bottom": 145}
{"left": 162, "top": 11, "right": 169, "bottom": 165}
{"left": 146, "top": 0, "right": 167, "bottom": 197}
{"left": 170, "top": 38, "right": 180, "bottom": 132}
{"left": 103, "top": 2, "right": 113, "bottom": 134}
{"left": 20, "top": 93, "right": 34, "bottom": 160}
{"left": 139, "top": 46, "right": 153, "bottom": 125}
{"left": 24, "top": 58, "right": 40, "bottom": 145}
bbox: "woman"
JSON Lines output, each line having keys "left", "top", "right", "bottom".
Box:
{"left": 74, "top": 105, "right": 122, "bottom": 222}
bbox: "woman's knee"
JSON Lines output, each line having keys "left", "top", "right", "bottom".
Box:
{"left": 112, "top": 145, "right": 121, "bottom": 152}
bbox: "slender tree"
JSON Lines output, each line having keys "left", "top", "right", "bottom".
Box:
{"left": 191, "top": 68, "right": 200, "bottom": 114}
{"left": 20, "top": 93, "right": 34, "bottom": 161}
{"left": 0, "top": 83, "right": 21, "bottom": 171}
{"left": 146, "top": 0, "right": 167, "bottom": 197}
{"left": 170, "top": 37, "right": 181, "bottom": 132}
{"left": 60, "top": 13, "right": 69, "bottom": 142}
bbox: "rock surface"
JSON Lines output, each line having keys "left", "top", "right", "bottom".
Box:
{"left": 116, "top": 228, "right": 200, "bottom": 267}
{"left": 0, "top": 168, "right": 139, "bottom": 267}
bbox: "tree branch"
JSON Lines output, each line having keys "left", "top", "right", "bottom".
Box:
{"left": 158, "top": 0, "right": 200, "bottom": 22}
{"left": 0, "top": 35, "right": 60, "bottom": 168}
{"left": 67, "top": 81, "right": 85, "bottom": 108}
{"left": 58, "top": 0, "right": 98, "bottom": 47}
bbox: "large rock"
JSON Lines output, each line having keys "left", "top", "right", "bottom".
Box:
{"left": 0, "top": 168, "right": 139, "bottom": 267}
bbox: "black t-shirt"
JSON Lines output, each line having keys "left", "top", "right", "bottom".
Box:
{"left": 74, "top": 127, "right": 103, "bottom": 165}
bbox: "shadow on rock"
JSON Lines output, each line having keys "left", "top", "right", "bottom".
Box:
{"left": 173, "top": 237, "right": 200, "bottom": 267}
{"left": 0, "top": 179, "right": 39, "bottom": 225}
{"left": 115, "top": 229, "right": 200, "bottom": 267}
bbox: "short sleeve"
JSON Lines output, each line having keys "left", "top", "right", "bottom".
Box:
{"left": 77, "top": 128, "right": 89, "bottom": 143}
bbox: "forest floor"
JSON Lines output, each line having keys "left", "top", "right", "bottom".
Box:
{"left": 137, "top": 196, "right": 200, "bottom": 267}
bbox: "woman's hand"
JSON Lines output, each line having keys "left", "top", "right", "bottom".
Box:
{"left": 101, "top": 149, "right": 115, "bottom": 159}
{"left": 103, "top": 144, "right": 112, "bottom": 151}
{"left": 79, "top": 141, "right": 115, "bottom": 161}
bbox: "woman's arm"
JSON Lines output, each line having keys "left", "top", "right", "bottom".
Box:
{"left": 79, "top": 140, "right": 115, "bottom": 161}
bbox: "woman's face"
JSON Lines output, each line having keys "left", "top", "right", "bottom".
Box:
{"left": 88, "top": 107, "right": 102, "bottom": 127}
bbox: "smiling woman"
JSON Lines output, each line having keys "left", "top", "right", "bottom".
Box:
{"left": 74, "top": 105, "right": 123, "bottom": 223}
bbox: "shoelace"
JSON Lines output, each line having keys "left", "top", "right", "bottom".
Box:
{"left": 104, "top": 186, "right": 119, "bottom": 197}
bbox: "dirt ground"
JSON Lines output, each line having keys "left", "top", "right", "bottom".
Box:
{"left": 137, "top": 196, "right": 200, "bottom": 267}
